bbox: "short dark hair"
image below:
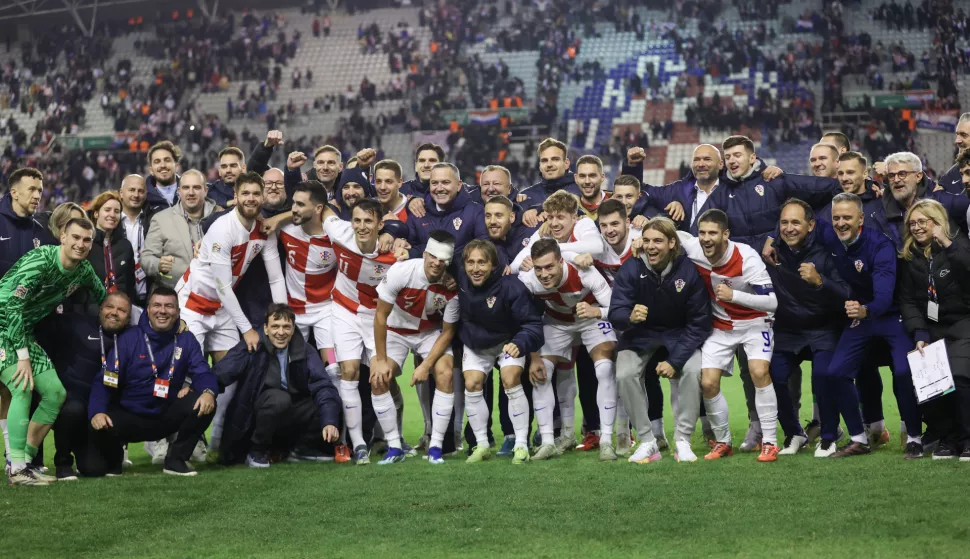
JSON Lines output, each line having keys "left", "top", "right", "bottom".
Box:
{"left": 374, "top": 159, "right": 403, "bottom": 180}
{"left": 530, "top": 238, "right": 562, "bottom": 261}
{"left": 780, "top": 198, "right": 815, "bottom": 222}
{"left": 958, "top": 149, "right": 970, "bottom": 170}
{"left": 839, "top": 151, "right": 869, "bottom": 168}
{"left": 265, "top": 303, "right": 296, "bottom": 325}
{"left": 351, "top": 198, "right": 384, "bottom": 220}
{"left": 462, "top": 239, "right": 498, "bottom": 266}
{"left": 597, "top": 198, "right": 627, "bottom": 221}
{"left": 415, "top": 143, "right": 445, "bottom": 163}
{"left": 722, "top": 135, "right": 755, "bottom": 154}
{"left": 218, "top": 146, "right": 246, "bottom": 163}
{"left": 429, "top": 230, "right": 456, "bottom": 245}
{"left": 697, "top": 208, "right": 730, "bottom": 231}
{"left": 149, "top": 285, "right": 179, "bottom": 302}
{"left": 8, "top": 167, "right": 43, "bottom": 189}
{"left": 63, "top": 217, "right": 95, "bottom": 234}
{"left": 612, "top": 175, "right": 641, "bottom": 191}
{"left": 147, "top": 141, "right": 182, "bottom": 165}
{"left": 821, "top": 131, "right": 851, "bottom": 152}
{"left": 235, "top": 171, "right": 264, "bottom": 192}
{"left": 294, "top": 180, "right": 329, "bottom": 206}
{"left": 484, "top": 195, "right": 514, "bottom": 210}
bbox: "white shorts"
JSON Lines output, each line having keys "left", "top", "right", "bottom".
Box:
{"left": 462, "top": 343, "right": 526, "bottom": 374}
{"left": 540, "top": 319, "right": 616, "bottom": 360}
{"left": 294, "top": 301, "right": 333, "bottom": 350}
{"left": 181, "top": 307, "right": 239, "bottom": 353}
{"left": 701, "top": 325, "right": 774, "bottom": 374}
{"left": 331, "top": 303, "right": 376, "bottom": 364}
{"left": 386, "top": 329, "right": 453, "bottom": 370}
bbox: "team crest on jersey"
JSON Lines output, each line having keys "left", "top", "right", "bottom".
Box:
{"left": 522, "top": 237, "right": 530, "bottom": 247}
{"left": 174, "top": 347, "right": 182, "bottom": 360}
{"left": 252, "top": 244, "right": 262, "bottom": 256}
{"left": 754, "top": 184, "right": 765, "bottom": 196}
{"left": 453, "top": 217, "right": 463, "bottom": 230}
{"left": 674, "top": 279, "right": 685, "bottom": 292}
{"left": 854, "top": 259, "right": 864, "bottom": 272}
{"left": 66, "top": 283, "right": 80, "bottom": 296}
{"left": 486, "top": 296, "right": 496, "bottom": 308}
{"left": 211, "top": 243, "right": 222, "bottom": 254}
{"left": 13, "top": 285, "right": 28, "bottom": 298}
{"left": 720, "top": 279, "right": 732, "bottom": 288}
{"left": 374, "top": 264, "right": 386, "bottom": 276}
{"left": 32, "top": 238, "right": 40, "bottom": 248}
{"left": 849, "top": 319, "right": 861, "bottom": 329}
{"left": 432, "top": 295, "right": 446, "bottom": 310}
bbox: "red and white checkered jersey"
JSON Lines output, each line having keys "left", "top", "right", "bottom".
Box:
{"left": 593, "top": 227, "right": 640, "bottom": 286}
{"left": 386, "top": 195, "right": 409, "bottom": 223}
{"left": 677, "top": 232, "right": 774, "bottom": 331}
{"left": 178, "top": 210, "right": 285, "bottom": 331}
{"left": 512, "top": 217, "right": 605, "bottom": 271}
{"left": 279, "top": 223, "right": 337, "bottom": 314}
{"left": 376, "top": 258, "right": 459, "bottom": 334}
{"left": 518, "top": 262, "right": 612, "bottom": 324}
{"left": 324, "top": 215, "right": 398, "bottom": 316}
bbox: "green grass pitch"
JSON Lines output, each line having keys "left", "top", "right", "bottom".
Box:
{"left": 4, "top": 363, "right": 970, "bottom": 558}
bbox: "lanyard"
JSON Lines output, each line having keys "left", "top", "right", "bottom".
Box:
{"left": 103, "top": 236, "right": 118, "bottom": 293}
{"left": 143, "top": 334, "right": 179, "bottom": 381}
{"left": 927, "top": 254, "right": 937, "bottom": 303}
{"left": 99, "top": 327, "right": 119, "bottom": 372}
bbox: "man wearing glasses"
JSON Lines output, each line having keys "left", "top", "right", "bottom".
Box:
{"left": 882, "top": 152, "right": 969, "bottom": 248}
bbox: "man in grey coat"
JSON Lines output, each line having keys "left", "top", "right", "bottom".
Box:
{"left": 141, "top": 169, "right": 218, "bottom": 290}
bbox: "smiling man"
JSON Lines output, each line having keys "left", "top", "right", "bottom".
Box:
{"left": 117, "top": 174, "right": 148, "bottom": 304}
{"left": 568, "top": 155, "right": 610, "bottom": 219}
{"left": 882, "top": 151, "right": 969, "bottom": 248}
{"left": 934, "top": 112, "right": 970, "bottom": 194}
{"left": 145, "top": 141, "right": 182, "bottom": 215}
{"left": 374, "top": 159, "right": 409, "bottom": 222}
{"left": 0, "top": 217, "right": 107, "bottom": 485}
{"left": 0, "top": 167, "right": 53, "bottom": 277}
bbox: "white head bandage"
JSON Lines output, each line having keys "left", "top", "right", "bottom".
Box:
{"left": 425, "top": 238, "right": 455, "bottom": 265}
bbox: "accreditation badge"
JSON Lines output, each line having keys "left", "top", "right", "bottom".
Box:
{"left": 153, "top": 378, "right": 170, "bottom": 398}
{"left": 103, "top": 371, "right": 119, "bottom": 387}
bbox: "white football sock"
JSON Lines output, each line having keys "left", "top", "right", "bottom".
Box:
{"left": 416, "top": 380, "right": 433, "bottom": 435}
{"left": 452, "top": 368, "right": 465, "bottom": 435}
{"left": 1, "top": 419, "right": 9, "bottom": 459}
{"left": 372, "top": 392, "right": 401, "bottom": 449}
{"left": 430, "top": 390, "right": 454, "bottom": 449}
{"left": 556, "top": 368, "right": 577, "bottom": 440}
{"left": 907, "top": 434, "right": 922, "bottom": 444}
{"left": 534, "top": 359, "right": 557, "bottom": 446}
{"left": 339, "top": 380, "right": 365, "bottom": 449}
{"left": 754, "top": 384, "right": 778, "bottom": 445}
{"left": 851, "top": 433, "right": 869, "bottom": 444}
{"left": 391, "top": 384, "right": 404, "bottom": 435}
{"left": 704, "top": 392, "right": 731, "bottom": 444}
{"left": 506, "top": 385, "right": 530, "bottom": 449}
{"left": 651, "top": 418, "right": 666, "bottom": 440}
{"left": 593, "top": 359, "right": 617, "bottom": 444}
{"left": 464, "top": 389, "right": 489, "bottom": 447}
{"left": 210, "top": 381, "right": 237, "bottom": 451}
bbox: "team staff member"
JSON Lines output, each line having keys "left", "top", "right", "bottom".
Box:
{"left": 141, "top": 170, "right": 218, "bottom": 290}
{"left": 50, "top": 293, "right": 132, "bottom": 480}
{"left": 88, "top": 287, "right": 217, "bottom": 477}
{"left": 0, "top": 218, "right": 107, "bottom": 486}
{"left": 818, "top": 193, "right": 923, "bottom": 459}
{"left": 144, "top": 141, "right": 183, "bottom": 216}
{"left": 458, "top": 240, "right": 544, "bottom": 465}
{"left": 83, "top": 191, "right": 137, "bottom": 303}
{"left": 898, "top": 200, "right": 970, "bottom": 460}
{"left": 213, "top": 304, "right": 340, "bottom": 467}
{"left": 611, "top": 217, "right": 711, "bottom": 464}
{"left": 767, "top": 199, "right": 851, "bottom": 456}
{"left": 117, "top": 175, "right": 149, "bottom": 305}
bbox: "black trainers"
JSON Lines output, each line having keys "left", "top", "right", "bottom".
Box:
{"left": 904, "top": 441, "right": 924, "bottom": 460}
{"left": 287, "top": 446, "right": 332, "bottom": 462}
{"left": 162, "top": 458, "right": 198, "bottom": 477}
{"left": 960, "top": 448, "right": 970, "bottom": 462}
{"left": 932, "top": 443, "right": 958, "bottom": 460}
{"left": 56, "top": 465, "right": 79, "bottom": 481}
{"left": 831, "top": 441, "right": 872, "bottom": 458}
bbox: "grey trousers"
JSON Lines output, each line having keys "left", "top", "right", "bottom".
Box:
{"left": 616, "top": 348, "right": 702, "bottom": 443}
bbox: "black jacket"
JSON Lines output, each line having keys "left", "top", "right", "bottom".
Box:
{"left": 213, "top": 330, "right": 341, "bottom": 464}
{"left": 0, "top": 193, "right": 54, "bottom": 277}
{"left": 72, "top": 228, "right": 136, "bottom": 314}
{"left": 899, "top": 234, "right": 970, "bottom": 346}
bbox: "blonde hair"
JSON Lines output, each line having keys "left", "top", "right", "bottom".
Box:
{"left": 900, "top": 199, "right": 952, "bottom": 261}
{"left": 49, "top": 202, "right": 86, "bottom": 238}
{"left": 542, "top": 190, "right": 580, "bottom": 215}
{"left": 641, "top": 217, "right": 683, "bottom": 260}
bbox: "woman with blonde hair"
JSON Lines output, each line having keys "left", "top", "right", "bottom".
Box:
{"left": 47, "top": 202, "right": 86, "bottom": 239}
{"left": 898, "top": 199, "right": 970, "bottom": 460}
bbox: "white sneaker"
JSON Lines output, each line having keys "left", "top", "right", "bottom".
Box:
{"left": 151, "top": 438, "right": 169, "bottom": 465}
{"left": 190, "top": 440, "right": 208, "bottom": 463}
{"left": 122, "top": 447, "right": 133, "bottom": 468}
{"left": 674, "top": 440, "right": 697, "bottom": 463}
{"left": 143, "top": 440, "right": 156, "bottom": 457}
{"left": 628, "top": 440, "right": 661, "bottom": 464}
{"left": 779, "top": 434, "right": 809, "bottom": 455}
{"left": 814, "top": 440, "right": 837, "bottom": 458}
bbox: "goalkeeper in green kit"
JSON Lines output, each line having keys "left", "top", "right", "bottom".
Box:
{"left": 0, "top": 218, "right": 106, "bottom": 486}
